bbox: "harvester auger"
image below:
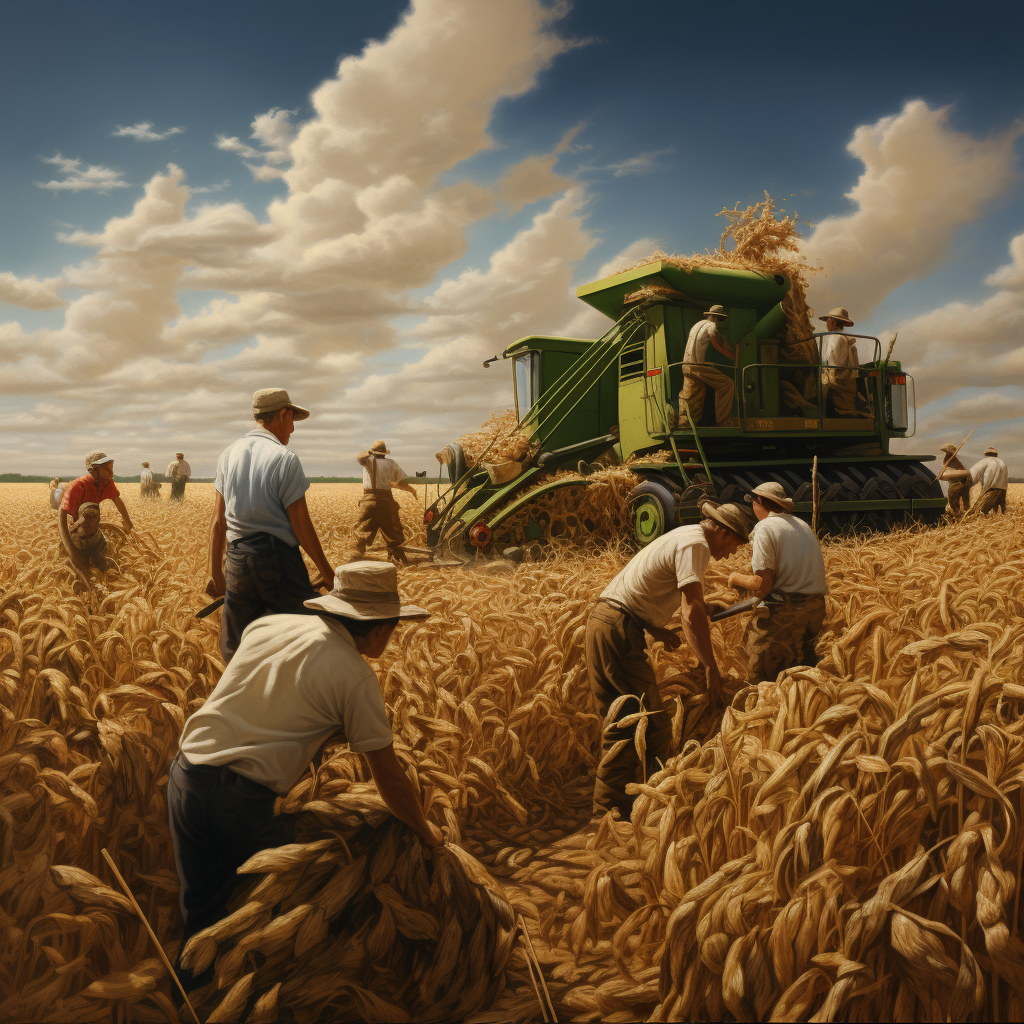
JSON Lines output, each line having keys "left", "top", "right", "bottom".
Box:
{"left": 422, "top": 261, "right": 945, "bottom": 558}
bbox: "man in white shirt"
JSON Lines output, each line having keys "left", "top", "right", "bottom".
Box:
{"left": 727, "top": 481, "right": 829, "bottom": 685}
{"left": 208, "top": 388, "right": 336, "bottom": 661}
{"left": 818, "top": 307, "right": 863, "bottom": 418}
{"left": 355, "top": 440, "right": 418, "bottom": 564}
{"left": 969, "top": 445, "right": 1008, "bottom": 514}
{"left": 167, "top": 560, "right": 440, "bottom": 995}
{"left": 166, "top": 452, "right": 192, "bottom": 501}
{"left": 587, "top": 502, "right": 750, "bottom": 816}
{"left": 140, "top": 461, "right": 159, "bottom": 498}
{"left": 49, "top": 477, "right": 64, "bottom": 510}
{"left": 678, "top": 305, "right": 738, "bottom": 427}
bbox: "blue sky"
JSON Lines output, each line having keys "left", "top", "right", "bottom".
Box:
{"left": 2, "top": 0, "right": 1022, "bottom": 475}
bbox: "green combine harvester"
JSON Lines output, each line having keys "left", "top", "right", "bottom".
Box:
{"left": 422, "top": 261, "right": 945, "bottom": 557}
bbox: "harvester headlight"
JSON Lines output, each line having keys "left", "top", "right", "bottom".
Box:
{"left": 423, "top": 509, "right": 435, "bottom": 525}
{"left": 468, "top": 521, "right": 491, "bottom": 548}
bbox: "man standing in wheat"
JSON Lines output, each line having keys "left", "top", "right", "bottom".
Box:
{"left": 586, "top": 503, "right": 749, "bottom": 817}
{"left": 354, "top": 440, "right": 418, "bottom": 564}
{"left": 166, "top": 451, "right": 191, "bottom": 501}
{"left": 937, "top": 443, "right": 972, "bottom": 516}
{"left": 969, "top": 445, "right": 1008, "bottom": 515}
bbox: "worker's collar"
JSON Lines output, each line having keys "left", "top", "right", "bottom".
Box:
{"left": 247, "top": 426, "right": 284, "bottom": 445}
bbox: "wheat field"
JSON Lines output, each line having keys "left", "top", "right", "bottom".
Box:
{"left": 2, "top": 481, "right": 1022, "bottom": 1022}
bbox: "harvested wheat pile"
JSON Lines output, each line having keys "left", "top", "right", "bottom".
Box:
{"left": 2, "top": 482, "right": 1022, "bottom": 1023}
{"left": 452, "top": 410, "right": 535, "bottom": 469}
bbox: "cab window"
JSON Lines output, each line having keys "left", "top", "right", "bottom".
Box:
{"left": 513, "top": 352, "right": 540, "bottom": 417}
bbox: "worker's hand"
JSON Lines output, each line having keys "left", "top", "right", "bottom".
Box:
{"left": 422, "top": 822, "right": 444, "bottom": 847}
{"left": 727, "top": 572, "right": 747, "bottom": 591}
{"left": 122, "top": 520, "right": 134, "bottom": 535}
{"left": 647, "top": 625, "right": 682, "bottom": 651}
{"left": 704, "top": 663, "right": 724, "bottom": 705}
{"left": 309, "top": 572, "right": 331, "bottom": 592}
{"left": 208, "top": 570, "right": 226, "bottom": 598}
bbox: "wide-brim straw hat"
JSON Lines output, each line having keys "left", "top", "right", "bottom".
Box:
{"left": 359, "top": 440, "right": 391, "bottom": 459}
{"left": 703, "top": 304, "right": 728, "bottom": 320}
{"left": 700, "top": 501, "right": 751, "bottom": 541}
{"left": 85, "top": 450, "right": 114, "bottom": 469}
{"left": 743, "top": 480, "right": 795, "bottom": 511}
{"left": 305, "top": 560, "right": 429, "bottom": 622}
{"left": 983, "top": 446, "right": 999, "bottom": 456}
{"left": 818, "top": 306, "right": 854, "bottom": 326}
{"left": 252, "top": 387, "right": 310, "bottom": 421}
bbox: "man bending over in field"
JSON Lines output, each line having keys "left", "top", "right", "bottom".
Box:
{"left": 168, "top": 560, "right": 442, "bottom": 999}
{"left": 586, "top": 503, "right": 749, "bottom": 817}
{"left": 58, "top": 450, "right": 133, "bottom": 570}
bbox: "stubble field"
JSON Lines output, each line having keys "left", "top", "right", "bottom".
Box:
{"left": 1, "top": 481, "right": 1023, "bottom": 1023}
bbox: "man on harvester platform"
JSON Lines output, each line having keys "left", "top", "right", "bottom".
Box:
{"left": 937, "top": 443, "right": 973, "bottom": 516}
{"left": 587, "top": 503, "right": 749, "bottom": 817}
{"left": 969, "top": 446, "right": 1008, "bottom": 515}
{"left": 167, "top": 561, "right": 442, "bottom": 1002}
{"left": 726, "top": 482, "right": 828, "bottom": 685}
{"left": 207, "top": 388, "right": 335, "bottom": 662}
{"left": 819, "top": 307, "right": 864, "bottom": 418}
{"left": 678, "top": 304, "right": 738, "bottom": 427}
{"left": 355, "top": 439, "right": 418, "bottom": 564}
{"left": 58, "top": 450, "right": 134, "bottom": 568}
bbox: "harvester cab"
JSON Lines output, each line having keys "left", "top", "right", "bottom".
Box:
{"left": 423, "top": 261, "right": 945, "bottom": 557}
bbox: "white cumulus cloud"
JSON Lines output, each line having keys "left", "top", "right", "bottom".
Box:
{"left": 0, "top": 272, "right": 67, "bottom": 309}
{"left": 35, "top": 154, "right": 130, "bottom": 193}
{"left": 113, "top": 122, "right": 185, "bottom": 142}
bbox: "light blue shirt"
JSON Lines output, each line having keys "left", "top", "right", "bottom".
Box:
{"left": 215, "top": 427, "right": 310, "bottom": 545}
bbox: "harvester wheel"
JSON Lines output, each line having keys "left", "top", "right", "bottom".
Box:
{"left": 628, "top": 479, "right": 677, "bottom": 547}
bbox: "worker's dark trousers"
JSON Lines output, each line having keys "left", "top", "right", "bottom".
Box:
{"left": 170, "top": 478, "right": 187, "bottom": 500}
{"left": 221, "top": 532, "right": 319, "bottom": 662}
{"left": 167, "top": 753, "right": 295, "bottom": 992}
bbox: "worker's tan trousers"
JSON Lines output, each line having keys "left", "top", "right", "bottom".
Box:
{"left": 680, "top": 364, "right": 735, "bottom": 425}
{"left": 355, "top": 489, "right": 406, "bottom": 558}
{"left": 971, "top": 488, "right": 1007, "bottom": 515}
{"left": 821, "top": 369, "right": 859, "bottom": 417}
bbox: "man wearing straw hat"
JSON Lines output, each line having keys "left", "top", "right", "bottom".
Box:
{"left": 968, "top": 445, "right": 1008, "bottom": 515}
{"left": 936, "top": 443, "right": 973, "bottom": 516}
{"left": 58, "top": 450, "right": 134, "bottom": 566}
{"left": 166, "top": 452, "right": 191, "bottom": 501}
{"left": 586, "top": 503, "right": 750, "bottom": 817}
{"left": 678, "top": 305, "right": 738, "bottom": 427}
{"left": 355, "top": 440, "right": 418, "bottom": 564}
{"left": 140, "top": 461, "right": 160, "bottom": 499}
{"left": 167, "top": 560, "right": 442, "bottom": 996}
{"left": 727, "top": 482, "right": 828, "bottom": 684}
{"left": 818, "top": 307, "right": 863, "bottom": 418}
{"left": 208, "top": 387, "right": 336, "bottom": 662}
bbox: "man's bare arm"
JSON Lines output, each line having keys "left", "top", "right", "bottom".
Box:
{"left": 727, "top": 567, "right": 774, "bottom": 598}
{"left": 679, "top": 581, "right": 722, "bottom": 685}
{"left": 396, "top": 479, "right": 418, "bottom": 498}
{"left": 111, "top": 496, "right": 133, "bottom": 532}
{"left": 939, "top": 466, "right": 971, "bottom": 482}
{"left": 208, "top": 490, "right": 227, "bottom": 596}
{"left": 710, "top": 335, "right": 737, "bottom": 361}
{"left": 365, "top": 744, "right": 443, "bottom": 846}
{"left": 287, "top": 495, "right": 334, "bottom": 586}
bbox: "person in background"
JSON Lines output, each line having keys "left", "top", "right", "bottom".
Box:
{"left": 355, "top": 440, "right": 418, "bottom": 564}
{"left": 166, "top": 452, "right": 191, "bottom": 501}
{"left": 49, "top": 477, "right": 64, "bottom": 510}
{"left": 207, "top": 388, "right": 335, "bottom": 662}
{"left": 679, "top": 305, "right": 738, "bottom": 427}
{"left": 818, "top": 307, "right": 862, "bottom": 418}
{"left": 167, "top": 561, "right": 440, "bottom": 1000}
{"left": 937, "top": 443, "right": 972, "bottom": 517}
{"left": 140, "top": 461, "right": 160, "bottom": 498}
{"left": 59, "top": 451, "right": 133, "bottom": 567}
{"left": 586, "top": 503, "right": 750, "bottom": 817}
{"left": 727, "top": 482, "right": 829, "bottom": 684}
{"left": 969, "top": 445, "right": 1008, "bottom": 515}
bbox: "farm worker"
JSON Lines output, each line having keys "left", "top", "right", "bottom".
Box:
{"left": 586, "top": 502, "right": 750, "bottom": 817}
{"left": 726, "top": 482, "right": 828, "bottom": 684}
{"left": 936, "top": 443, "right": 973, "bottom": 516}
{"left": 58, "top": 451, "right": 133, "bottom": 565}
{"left": 167, "top": 561, "right": 441, "bottom": 997}
{"left": 139, "top": 461, "right": 159, "bottom": 498}
{"left": 969, "top": 445, "right": 1008, "bottom": 515}
{"left": 679, "top": 305, "right": 738, "bottom": 427}
{"left": 49, "top": 477, "right": 64, "bottom": 510}
{"left": 207, "top": 388, "right": 335, "bottom": 662}
{"left": 66, "top": 502, "right": 110, "bottom": 570}
{"left": 818, "top": 307, "right": 862, "bottom": 418}
{"left": 355, "top": 440, "right": 418, "bottom": 564}
{"left": 166, "top": 451, "right": 191, "bottom": 501}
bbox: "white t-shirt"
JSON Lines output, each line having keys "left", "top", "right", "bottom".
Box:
{"left": 600, "top": 525, "right": 711, "bottom": 627}
{"left": 140, "top": 468, "right": 154, "bottom": 486}
{"left": 363, "top": 456, "right": 407, "bottom": 491}
{"left": 970, "top": 457, "right": 1008, "bottom": 492}
{"left": 821, "top": 332, "right": 860, "bottom": 374}
{"left": 179, "top": 614, "right": 394, "bottom": 793}
{"left": 166, "top": 459, "right": 192, "bottom": 480}
{"left": 684, "top": 320, "right": 721, "bottom": 365}
{"left": 750, "top": 514, "right": 828, "bottom": 596}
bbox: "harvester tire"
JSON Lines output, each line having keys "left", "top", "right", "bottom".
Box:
{"left": 629, "top": 478, "right": 677, "bottom": 547}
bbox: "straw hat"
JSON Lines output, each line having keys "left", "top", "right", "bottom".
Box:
{"left": 983, "top": 446, "right": 998, "bottom": 457}
{"left": 85, "top": 450, "right": 114, "bottom": 469}
{"left": 359, "top": 439, "right": 390, "bottom": 458}
{"left": 141, "top": 461, "right": 150, "bottom": 467}
{"left": 305, "top": 561, "right": 430, "bottom": 622}
{"left": 744, "top": 481, "right": 795, "bottom": 511}
{"left": 252, "top": 387, "right": 310, "bottom": 421}
{"left": 175, "top": 452, "right": 184, "bottom": 459}
{"left": 704, "top": 304, "right": 728, "bottom": 320}
{"left": 818, "top": 307, "right": 854, "bottom": 326}
{"left": 700, "top": 501, "right": 751, "bottom": 541}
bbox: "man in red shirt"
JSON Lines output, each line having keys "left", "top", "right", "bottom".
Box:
{"left": 59, "top": 450, "right": 134, "bottom": 567}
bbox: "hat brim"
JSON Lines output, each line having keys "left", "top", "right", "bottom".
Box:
{"left": 702, "top": 505, "right": 750, "bottom": 541}
{"left": 254, "top": 404, "right": 310, "bottom": 421}
{"left": 818, "top": 314, "right": 854, "bottom": 326}
{"left": 704, "top": 311, "right": 728, "bottom": 319}
{"left": 88, "top": 456, "right": 114, "bottom": 466}
{"left": 744, "top": 490, "right": 795, "bottom": 511}
{"left": 304, "top": 593, "right": 430, "bottom": 621}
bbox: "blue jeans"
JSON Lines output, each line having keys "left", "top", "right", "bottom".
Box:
{"left": 167, "top": 753, "right": 295, "bottom": 988}
{"left": 221, "top": 532, "right": 318, "bottom": 662}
